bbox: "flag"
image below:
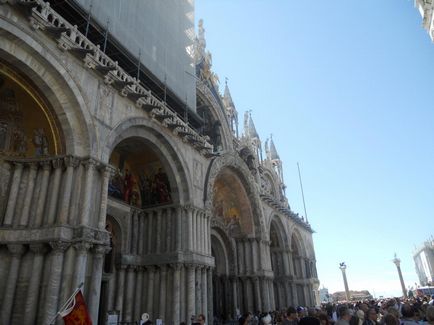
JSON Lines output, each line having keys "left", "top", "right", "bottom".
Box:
{"left": 59, "top": 290, "right": 92, "bottom": 325}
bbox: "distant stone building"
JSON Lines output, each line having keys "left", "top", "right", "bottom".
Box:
{"left": 413, "top": 238, "right": 434, "bottom": 286}
{"left": 415, "top": 0, "right": 434, "bottom": 40}
{"left": 0, "top": 1, "right": 319, "bottom": 324}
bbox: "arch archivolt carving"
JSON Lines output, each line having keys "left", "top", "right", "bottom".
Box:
{"left": 0, "top": 18, "right": 95, "bottom": 156}
{"left": 268, "top": 214, "right": 290, "bottom": 250}
{"left": 289, "top": 226, "right": 308, "bottom": 258}
{"left": 103, "top": 117, "right": 192, "bottom": 205}
{"left": 210, "top": 226, "right": 237, "bottom": 275}
{"left": 204, "top": 152, "right": 265, "bottom": 238}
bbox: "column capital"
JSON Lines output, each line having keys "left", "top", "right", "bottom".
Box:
{"left": 145, "top": 265, "right": 156, "bottom": 272}
{"left": 51, "top": 158, "right": 63, "bottom": 169}
{"left": 7, "top": 244, "right": 26, "bottom": 256}
{"left": 117, "top": 264, "right": 128, "bottom": 271}
{"left": 49, "top": 241, "right": 70, "bottom": 253}
{"left": 12, "top": 162, "right": 24, "bottom": 169}
{"left": 82, "top": 158, "right": 98, "bottom": 169}
{"left": 39, "top": 160, "right": 52, "bottom": 170}
{"left": 29, "top": 243, "right": 49, "bottom": 255}
{"left": 127, "top": 265, "right": 137, "bottom": 272}
{"left": 28, "top": 162, "right": 39, "bottom": 171}
{"left": 185, "top": 263, "right": 196, "bottom": 270}
{"left": 169, "top": 263, "right": 183, "bottom": 271}
{"left": 73, "top": 242, "right": 93, "bottom": 252}
{"left": 93, "top": 244, "right": 110, "bottom": 256}
{"left": 64, "top": 155, "right": 80, "bottom": 168}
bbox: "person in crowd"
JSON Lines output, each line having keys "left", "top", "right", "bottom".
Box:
{"left": 382, "top": 314, "right": 399, "bottom": 325}
{"left": 282, "top": 307, "right": 299, "bottom": 325}
{"left": 400, "top": 304, "right": 419, "bottom": 325}
{"left": 426, "top": 306, "right": 434, "bottom": 325}
{"left": 336, "top": 306, "right": 352, "bottom": 325}
{"left": 299, "top": 308, "right": 320, "bottom": 325}
{"left": 363, "top": 308, "right": 378, "bottom": 325}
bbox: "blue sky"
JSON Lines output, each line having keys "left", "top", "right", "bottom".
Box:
{"left": 195, "top": 0, "right": 434, "bottom": 297}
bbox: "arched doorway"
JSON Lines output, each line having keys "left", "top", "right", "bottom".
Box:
{"left": 270, "top": 218, "right": 288, "bottom": 309}
{"left": 291, "top": 232, "right": 306, "bottom": 306}
{"left": 210, "top": 166, "right": 259, "bottom": 318}
{"left": 98, "top": 216, "right": 122, "bottom": 324}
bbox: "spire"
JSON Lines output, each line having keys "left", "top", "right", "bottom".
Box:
{"left": 269, "top": 135, "right": 280, "bottom": 160}
{"left": 223, "top": 79, "right": 235, "bottom": 109}
{"left": 247, "top": 111, "right": 259, "bottom": 139}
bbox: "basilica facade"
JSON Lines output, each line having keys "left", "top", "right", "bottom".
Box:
{"left": 0, "top": 1, "right": 319, "bottom": 324}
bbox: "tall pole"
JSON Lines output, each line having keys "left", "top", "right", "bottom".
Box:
{"left": 339, "top": 263, "right": 350, "bottom": 301}
{"left": 392, "top": 254, "right": 408, "bottom": 298}
{"left": 297, "top": 162, "right": 309, "bottom": 224}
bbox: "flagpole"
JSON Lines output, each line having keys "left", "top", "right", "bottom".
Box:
{"left": 297, "top": 162, "right": 309, "bottom": 224}
{"left": 48, "top": 282, "right": 84, "bottom": 325}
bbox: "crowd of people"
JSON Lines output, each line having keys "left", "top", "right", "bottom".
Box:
{"left": 229, "top": 295, "right": 434, "bottom": 325}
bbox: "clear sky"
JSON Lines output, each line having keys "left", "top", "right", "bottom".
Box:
{"left": 195, "top": 0, "right": 434, "bottom": 298}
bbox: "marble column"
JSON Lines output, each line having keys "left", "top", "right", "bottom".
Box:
{"left": 124, "top": 266, "right": 136, "bottom": 322}
{"left": 34, "top": 161, "right": 51, "bottom": 227}
{"left": 186, "top": 264, "right": 196, "bottom": 322}
{"left": 156, "top": 209, "right": 162, "bottom": 253}
{"left": 204, "top": 214, "right": 209, "bottom": 254}
{"left": 243, "top": 239, "right": 250, "bottom": 275}
{"left": 139, "top": 213, "right": 145, "bottom": 255}
{"left": 253, "top": 277, "right": 262, "bottom": 313}
{"left": 73, "top": 242, "right": 92, "bottom": 291}
{"left": 230, "top": 277, "right": 238, "bottom": 317}
{"left": 115, "top": 265, "right": 126, "bottom": 321}
{"left": 200, "top": 267, "right": 208, "bottom": 319}
{"left": 1, "top": 244, "right": 25, "bottom": 324}
{"left": 146, "top": 266, "right": 156, "bottom": 319}
{"left": 261, "top": 278, "right": 270, "bottom": 312}
{"left": 98, "top": 166, "right": 113, "bottom": 229}
{"left": 195, "top": 266, "right": 202, "bottom": 315}
{"left": 251, "top": 239, "right": 258, "bottom": 273}
{"left": 3, "top": 163, "right": 23, "bottom": 225}
{"left": 57, "top": 156, "right": 78, "bottom": 225}
{"left": 46, "top": 158, "right": 63, "bottom": 225}
{"left": 207, "top": 268, "right": 213, "bottom": 324}
{"left": 187, "top": 208, "right": 193, "bottom": 251}
{"left": 159, "top": 265, "right": 168, "bottom": 319}
{"left": 88, "top": 245, "right": 107, "bottom": 324}
{"left": 268, "top": 279, "right": 275, "bottom": 311}
{"left": 147, "top": 212, "right": 154, "bottom": 254}
{"left": 172, "top": 264, "right": 182, "bottom": 325}
{"left": 237, "top": 241, "right": 244, "bottom": 275}
{"left": 23, "top": 244, "right": 48, "bottom": 325}
{"left": 192, "top": 210, "right": 197, "bottom": 252}
{"left": 42, "top": 241, "right": 70, "bottom": 325}
{"left": 132, "top": 210, "right": 139, "bottom": 255}
{"left": 80, "top": 159, "right": 97, "bottom": 226}
{"left": 165, "top": 209, "right": 172, "bottom": 252}
{"left": 176, "top": 207, "right": 182, "bottom": 251}
{"left": 133, "top": 267, "right": 143, "bottom": 320}
{"left": 19, "top": 163, "right": 38, "bottom": 227}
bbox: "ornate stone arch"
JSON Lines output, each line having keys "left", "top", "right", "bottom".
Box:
{"left": 268, "top": 214, "right": 290, "bottom": 250}
{"left": 196, "top": 83, "right": 232, "bottom": 151}
{"left": 102, "top": 117, "right": 191, "bottom": 205}
{"left": 290, "top": 227, "right": 308, "bottom": 258}
{"left": 0, "top": 18, "right": 95, "bottom": 156}
{"left": 210, "top": 223, "right": 237, "bottom": 275}
{"left": 261, "top": 168, "right": 282, "bottom": 200}
{"left": 204, "top": 152, "right": 265, "bottom": 238}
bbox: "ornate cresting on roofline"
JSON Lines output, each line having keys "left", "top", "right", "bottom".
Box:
{"left": 13, "top": 0, "right": 214, "bottom": 156}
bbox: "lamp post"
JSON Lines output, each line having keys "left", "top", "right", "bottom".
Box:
{"left": 392, "top": 254, "right": 408, "bottom": 298}
{"left": 339, "top": 262, "right": 350, "bottom": 301}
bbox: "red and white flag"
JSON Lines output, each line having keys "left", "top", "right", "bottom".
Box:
{"left": 59, "top": 290, "right": 92, "bottom": 325}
